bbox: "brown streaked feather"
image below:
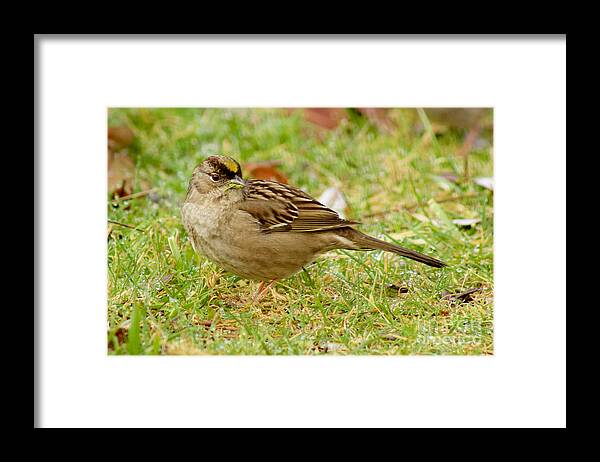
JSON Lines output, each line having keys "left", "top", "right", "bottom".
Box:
{"left": 239, "top": 179, "right": 359, "bottom": 233}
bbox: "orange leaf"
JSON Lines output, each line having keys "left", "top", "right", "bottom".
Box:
{"left": 301, "top": 108, "right": 348, "bottom": 130}
{"left": 108, "top": 125, "right": 134, "bottom": 150}
{"left": 244, "top": 161, "right": 288, "bottom": 184}
{"left": 108, "top": 149, "right": 136, "bottom": 198}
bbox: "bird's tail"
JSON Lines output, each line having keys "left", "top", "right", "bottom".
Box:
{"left": 339, "top": 228, "right": 447, "bottom": 268}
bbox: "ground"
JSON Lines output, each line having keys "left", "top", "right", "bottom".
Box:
{"left": 107, "top": 108, "right": 493, "bottom": 355}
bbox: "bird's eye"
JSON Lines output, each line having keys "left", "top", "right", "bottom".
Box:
{"left": 209, "top": 173, "right": 220, "bottom": 182}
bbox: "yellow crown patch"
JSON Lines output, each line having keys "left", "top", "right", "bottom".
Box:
{"left": 222, "top": 157, "right": 240, "bottom": 174}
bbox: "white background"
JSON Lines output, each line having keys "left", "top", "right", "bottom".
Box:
{"left": 37, "top": 36, "right": 566, "bottom": 428}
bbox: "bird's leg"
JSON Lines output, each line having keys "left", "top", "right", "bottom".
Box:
{"left": 253, "top": 279, "right": 278, "bottom": 304}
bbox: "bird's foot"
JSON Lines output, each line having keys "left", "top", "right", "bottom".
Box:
{"left": 252, "top": 279, "right": 278, "bottom": 304}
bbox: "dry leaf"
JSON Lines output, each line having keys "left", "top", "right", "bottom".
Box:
{"left": 107, "top": 150, "right": 135, "bottom": 198}
{"left": 442, "top": 288, "right": 482, "bottom": 304}
{"left": 420, "top": 109, "right": 491, "bottom": 158}
{"left": 108, "top": 325, "right": 129, "bottom": 350}
{"left": 319, "top": 342, "right": 345, "bottom": 353}
{"left": 356, "top": 108, "right": 395, "bottom": 132}
{"left": 301, "top": 108, "right": 348, "bottom": 130}
{"left": 108, "top": 125, "right": 136, "bottom": 198}
{"left": 317, "top": 187, "right": 348, "bottom": 218}
{"left": 474, "top": 177, "right": 494, "bottom": 190}
{"left": 107, "top": 125, "right": 150, "bottom": 199}
{"left": 244, "top": 161, "right": 288, "bottom": 183}
{"left": 293, "top": 108, "right": 395, "bottom": 133}
{"left": 452, "top": 218, "right": 481, "bottom": 228}
{"left": 108, "top": 125, "right": 134, "bottom": 151}
{"left": 423, "top": 108, "right": 489, "bottom": 131}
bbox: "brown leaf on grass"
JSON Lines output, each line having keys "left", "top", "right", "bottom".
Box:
{"left": 108, "top": 150, "right": 135, "bottom": 198}
{"left": 419, "top": 108, "right": 492, "bottom": 163}
{"left": 301, "top": 108, "right": 348, "bottom": 130}
{"left": 244, "top": 160, "right": 289, "bottom": 183}
{"left": 423, "top": 108, "right": 489, "bottom": 131}
{"left": 441, "top": 288, "right": 482, "bottom": 304}
{"left": 292, "top": 108, "right": 395, "bottom": 133}
{"left": 107, "top": 125, "right": 150, "bottom": 199}
{"left": 356, "top": 108, "right": 395, "bottom": 132}
{"left": 108, "top": 326, "right": 128, "bottom": 350}
{"left": 108, "top": 125, "right": 136, "bottom": 197}
{"left": 108, "top": 125, "right": 134, "bottom": 151}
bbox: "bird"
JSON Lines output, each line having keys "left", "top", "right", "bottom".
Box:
{"left": 181, "top": 156, "right": 447, "bottom": 300}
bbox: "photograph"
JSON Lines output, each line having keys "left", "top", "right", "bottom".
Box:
{"left": 37, "top": 35, "right": 566, "bottom": 428}
{"left": 107, "top": 107, "right": 494, "bottom": 355}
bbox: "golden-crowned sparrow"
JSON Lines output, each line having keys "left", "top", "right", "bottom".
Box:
{"left": 181, "top": 156, "right": 446, "bottom": 288}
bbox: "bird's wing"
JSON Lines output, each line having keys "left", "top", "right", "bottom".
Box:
{"left": 239, "top": 180, "right": 358, "bottom": 233}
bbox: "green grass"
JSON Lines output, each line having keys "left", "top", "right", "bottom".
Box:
{"left": 107, "top": 108, "right": 493, "bottom": 355}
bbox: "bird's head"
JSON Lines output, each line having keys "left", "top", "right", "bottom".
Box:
{"left": 188, "top": 155, "right": 247, "bottom": 196}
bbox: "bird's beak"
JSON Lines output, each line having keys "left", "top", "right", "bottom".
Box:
{"left": 227, "top": 175, "right": 246, "bottom": 190}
